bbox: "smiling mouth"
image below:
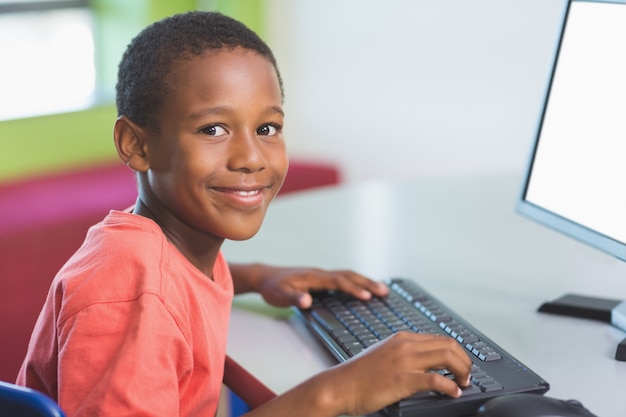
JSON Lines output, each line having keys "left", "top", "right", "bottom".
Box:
{"left": 210, "top": 186, "right": 269, "bottom": 208}
{"left": 213, "top": 186, "right": 266, "bottom": 194}
{"left": 211, "top": 185, "right": 273, "bottom": 199}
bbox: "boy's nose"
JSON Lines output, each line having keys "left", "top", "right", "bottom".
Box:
{"left": 227, "top": 132, "right": 266, "bottom": 173}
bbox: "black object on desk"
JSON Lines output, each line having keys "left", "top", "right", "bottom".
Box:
{"left": 538, "top": 293, "right": 626, "bottom": 361}
{"left": 538, "top": 294, "right": 621, "bottom": 322}
{"left": 475, "top": 393, "right": 598, "bottom": 417}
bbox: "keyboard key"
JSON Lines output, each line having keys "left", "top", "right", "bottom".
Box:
{"left": 473, "top": 375, "right": 495, "bottom": 385}
{"left": 461, "top": 385, "right": 483, "bottom": 396}
{"left": 329, "top": 328, "right": 351, "bottom": 339}
{"left": 361, "top": 337, "right": 379, "bottom": 347}
{"left": 311, "top": 307, "right": 344, "bottom": 332}
{"left": 479, "top": 351, "right": 503, "bottom": 362}
{"left": 346, "top": 345, "right": 364, "bottom": 356}
{"left": 480, "top": 382, "right": 505, "bottom": 392}
{"left": 341, "top": 339, "right": 363, "bottom": 352}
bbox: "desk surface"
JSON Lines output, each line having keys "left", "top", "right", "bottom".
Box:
{"left": 223, "top": 173, "right": 626, "bottom": 417}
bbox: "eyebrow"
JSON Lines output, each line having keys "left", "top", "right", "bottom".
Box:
{"left": 188, "top": 105, "right": 284, "bottom": 121}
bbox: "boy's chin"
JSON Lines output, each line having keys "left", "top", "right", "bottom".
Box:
{"left": 227, "top": 234, "right": 257, "bottom": 242}
{"left": 224, "top": 227, "right": 263, "bottom": 242}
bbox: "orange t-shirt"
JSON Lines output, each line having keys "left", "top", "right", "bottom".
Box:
{"left": 17, "top": 211, "right": 234, "bottom": 417}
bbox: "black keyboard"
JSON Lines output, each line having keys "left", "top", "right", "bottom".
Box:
{"left": 294, "top": 278, "right": 550, "bottom": 417}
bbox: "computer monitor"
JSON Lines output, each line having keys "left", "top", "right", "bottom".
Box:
{"left": 517, "top": 0, "right": 626, "bottom": 348}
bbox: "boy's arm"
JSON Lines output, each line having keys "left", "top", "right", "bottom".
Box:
{"left": 228, "top": 263, "right": 388, "bottom": 309}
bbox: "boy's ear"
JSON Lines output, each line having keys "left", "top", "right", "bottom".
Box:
{"left": 114, "top": 116, "right": 150, "bottom": 172}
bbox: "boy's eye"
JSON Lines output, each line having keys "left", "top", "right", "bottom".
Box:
{"left": 201, "top": 125, "right": 227, "bottom": 136}
{"left": 257, "top": 124, "right": 280, "bottom": 136}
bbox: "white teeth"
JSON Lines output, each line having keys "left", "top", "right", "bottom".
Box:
{"left": 236, "top": 190, "right": 260, "bottom": 196}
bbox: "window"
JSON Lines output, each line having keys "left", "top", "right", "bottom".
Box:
{"left": 0, "top": 1, "right": 95, "bottom": 121}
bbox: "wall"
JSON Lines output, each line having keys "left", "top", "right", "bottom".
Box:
{"left": 0, "top": 0, "right": 569, "bottom": 184}
{"left": 265, "top": 0, "right": 568, "bottom": 182}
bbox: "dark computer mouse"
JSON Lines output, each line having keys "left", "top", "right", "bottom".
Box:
{"left": 475, "top": 393, "right": 598, "bottom": 417}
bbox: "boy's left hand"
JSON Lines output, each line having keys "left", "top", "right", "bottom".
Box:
{"left": 231, "top": 264, "right": 389, "bottom": 309}
{"left": 259, "top": 267, "right": 389, "bottom": 308}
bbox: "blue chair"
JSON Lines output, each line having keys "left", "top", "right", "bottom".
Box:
{"left": 0, "top": 381, "right": 65, "bottom": 417}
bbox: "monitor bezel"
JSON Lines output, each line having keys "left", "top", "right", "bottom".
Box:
{"left": 516, "top": 0, "right": 626, "bottom": 262}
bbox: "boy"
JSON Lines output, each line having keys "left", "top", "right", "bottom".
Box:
{"left": 17, "top": 11, "right": 471, "bottom": 417}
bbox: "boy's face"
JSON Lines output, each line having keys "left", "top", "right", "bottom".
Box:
{"left": 140, "top": 48, "right": 288, "bottom": 242}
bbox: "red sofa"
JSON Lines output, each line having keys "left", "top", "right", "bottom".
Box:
{"left": 0, "top": 160, "right": 340, "bottom": 383}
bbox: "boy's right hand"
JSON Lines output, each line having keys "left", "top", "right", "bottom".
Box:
{"left": 319, "top": 332, "right": 472, "bottom": 416}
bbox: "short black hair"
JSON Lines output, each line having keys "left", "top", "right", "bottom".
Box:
{"left": 115, "top": 11, "right": 283, "bottom": 130}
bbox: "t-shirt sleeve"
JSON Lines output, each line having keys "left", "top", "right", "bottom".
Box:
{"left": 56, "top": 293, "right": 191, "bottom": 417}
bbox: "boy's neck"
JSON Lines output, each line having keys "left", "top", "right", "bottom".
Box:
{"left": 132, "top": 197, "right": 224, "bottom": 279}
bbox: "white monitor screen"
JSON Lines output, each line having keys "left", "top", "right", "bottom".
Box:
{"left": 519, "top": 0, "right": 626, "bottom": 260}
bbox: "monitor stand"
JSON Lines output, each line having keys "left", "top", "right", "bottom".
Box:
{"left": 538, "top": 294, "right": 626, "bottom": 361}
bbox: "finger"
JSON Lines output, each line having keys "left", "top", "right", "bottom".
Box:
{"left": 283, "top": 287, "right": 315, "bottom": 309}
{"left": 290, "top": 272, "right": 362, "bottom": 295}
{"left": 411, "top": 338, "right": 472, "bottom": 388}
{"left": 420, "top": 372, "right": 464, "bottom": 399}
{"left": 395, "top": 351, "right": 469, "bottom": 398}
{"left": 315, "top": 271, "right": 388, "bottom": 299}
{"left": 389, "top": 333, "right": 472, "bottom": 388}
{"left": 260, "top": 281, "right": 304, "bottom": 307}
{"left": 433, "top": 350, "right": 472, "bottom": 389}
{"left": 341, "top": 272, "right": 388, "bottom": 297}
{"left": 270, "top": 289, "right": 311, "bottom": 308}
{"left": 296, "top": 292, "right": 313, "bottom": 309}
{"left": 339, "top": 271, "right": 388, "bottom": 297}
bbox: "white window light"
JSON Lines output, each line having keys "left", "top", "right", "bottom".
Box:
{"left": 0, "top": 1, "right": 95, "bottom": 121}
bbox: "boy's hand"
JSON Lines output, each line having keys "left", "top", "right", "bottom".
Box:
{"left": 317, "top": 332, "right": 472, "bottom": 416}
{"left": 230, "top": 264, "right": 388, "bottom": 308}
{"left": 259, "top": 267, "right": 388, "bottom": 308}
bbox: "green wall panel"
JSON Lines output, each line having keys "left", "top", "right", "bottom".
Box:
{"left": 0, "top": 105, "right": 118, "bottom": 182}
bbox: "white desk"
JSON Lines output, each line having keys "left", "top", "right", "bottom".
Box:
{"left": 224, "top": 173, "right": 626, "bottom": 417}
